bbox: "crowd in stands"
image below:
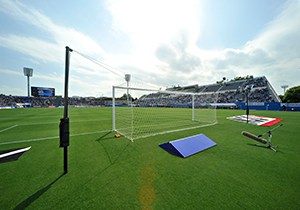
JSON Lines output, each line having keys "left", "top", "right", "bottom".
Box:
{"left": 0, "top": 76, "right": 280, "bottom": 108}
{"left": 217, "top": 87, "right": 274, "bottom": 103}
{"left": 135, "top": 76, "right": 280, "bottom": 107}
{"left": 0, "top": 95, "right": 107, "bottom": 108}
{"left": 136, "top": 93, "right": 218, "bottom": 107}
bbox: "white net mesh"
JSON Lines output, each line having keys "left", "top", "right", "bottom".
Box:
{"left": 112, "top": 86, "right": 218, "bottom": 141}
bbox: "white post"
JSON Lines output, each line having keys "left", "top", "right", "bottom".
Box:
{"left": 112, "top": 86, "right": 116, "bottom": 131}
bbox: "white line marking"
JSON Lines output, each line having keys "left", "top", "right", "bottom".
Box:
{"left": 0, "top": 124, "right": 18, "bottom": 133}
{"left": 0, "top": 146, "right": 31, "bottom": 159}
{"left": 0, "top": 130, "right": 112, "bottom": 145}
{"left": 0, "top": 136, "right": 58, "bottom": 145}
{"left": 11, "top": 119, "right": 110, "bottom": 126}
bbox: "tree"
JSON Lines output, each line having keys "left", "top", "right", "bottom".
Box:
{"left": 119, "top": 93, "right": 133, "bottom": 101}
{"left": 282, "top": 86, "right": 300, "bottom": 103}
{"left": 230, "top": 75, "right": 254, "bottom": 82}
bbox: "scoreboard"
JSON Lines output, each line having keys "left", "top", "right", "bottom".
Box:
{"left": 31, "top": 86, "right": 55, "bottom": 97}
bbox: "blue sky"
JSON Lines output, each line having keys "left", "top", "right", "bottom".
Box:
{"left": 0, "top": 0, "right": 299, "bottom": 97}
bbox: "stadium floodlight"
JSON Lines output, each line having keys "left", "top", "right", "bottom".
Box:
{"left": 125, "top": 74, "right": 131, "bottom": 83}
{"left": 112, "top": 85, "right": 218, "bottom": 141}
{"left": 125, "top": 74, "right": 131, "bottom": 103}
{"left": 23, "top": 67, "right": 33, "bottom": 97}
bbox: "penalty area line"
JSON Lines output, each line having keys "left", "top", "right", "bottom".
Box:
{"left": 0, "top": 130, "right": 112, "bottom": 146}
{"left": 0, "top": 124, "right": 18, "bottom": 133}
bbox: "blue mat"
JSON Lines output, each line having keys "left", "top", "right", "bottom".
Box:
{"left": 159, "top": 134, "right": 216, "bottom": 158}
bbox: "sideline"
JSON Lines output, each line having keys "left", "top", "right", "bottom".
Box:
{"left": 16, "top": 119, "right": 110, "bottom": 126}
{"left": 0, "top": 130, "right": 112, "bottom": 146}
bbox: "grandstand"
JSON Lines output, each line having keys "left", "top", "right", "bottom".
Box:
{"left": 0, "top": 95, "right": 108, "bottom": 108}
{"left": 0, "top": 76, "right": 282, "bottom": 109}
{"left": 140, "top": 76, "right": 281, "bottom": 106}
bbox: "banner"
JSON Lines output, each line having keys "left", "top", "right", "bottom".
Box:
{"left": 227, "top": 115, "right": 282, "bottom": 126}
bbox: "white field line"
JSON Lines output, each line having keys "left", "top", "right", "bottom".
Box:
{"left": 0, "top": 130, "right": 112, "bottom": 146}
{"left": 13, "top": 119, "right": 110, "bottom": 126}
{"left": 0, "top": 136, "right": 59, "bottom": 146}
{"left": 0, "top": 125, "right": 18, "bottom": 133}
{"left": 0, "top": 146, "right": 31, "bottom": 159}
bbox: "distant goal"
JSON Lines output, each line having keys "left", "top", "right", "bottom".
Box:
{"left": 112, "top": 86, "right": 218, "bottom": 141}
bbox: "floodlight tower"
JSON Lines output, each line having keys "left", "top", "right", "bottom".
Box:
{"left": 125, "top": 74, "right": 131, "bottom": 88}
{"left": 23, "top": 67, "right": 33, "bottom": 97}
{"left": 281, "top": 85, "right": 288, "bottom": 95}
{"left": 125, "top": 74, "right": 131, "bottom": 103}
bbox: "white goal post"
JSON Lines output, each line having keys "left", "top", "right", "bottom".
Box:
{"left": 112, "top": 86, "right": 218, "bottom": 141}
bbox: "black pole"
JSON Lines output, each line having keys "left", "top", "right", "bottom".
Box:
{"left": 63, "top": 46, "right": 72, "bottom": 119}
{"left": 246, "top": 92, "right": 249, "bottom": 124}
{"left": 59, "top": 46, "right": 72, "bottom": 174}
{"left": 64, "top": 147, "right": 68, "bottom": 174}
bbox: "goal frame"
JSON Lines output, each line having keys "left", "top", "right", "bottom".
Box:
{"left": 112, "top": 85, "right": 217, "bottom": 140}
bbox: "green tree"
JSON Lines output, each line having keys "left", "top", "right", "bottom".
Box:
{"left": 283, "top": 86, "right": 300, "bottom": 102}
{"left": 119, "top": 93, "right": 133, "bottom": 100}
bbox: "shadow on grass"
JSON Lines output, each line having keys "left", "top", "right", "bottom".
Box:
{"left": 96, "top": 131, "right": 114, "bottom": 141}
{"left": 247, "top": 143, "right": 281, "bottom": 153}
{"left": 14, "top": 173, "right": 64, "bottom": 210}
{"left": 95, "top": 131, "right": 131, "bottom": 164}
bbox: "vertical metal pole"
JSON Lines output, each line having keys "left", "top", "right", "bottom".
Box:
{"left": 127, "top": 81, "right": 129, "bottom": 103}
{"left": 246, "top": 92, "right": 249, "bottom": 124}
{"left": 63, "top": 147, "right": 68, "bottom": 174}
{"left": 27, "top": 76, "right": 30, "bottom": 97}
{"left": 112, "top": 86, "right": 116, "bottom": 131}
{"left": 62, "top": 46, "right": 72, "bottom": 174}
{"left": 192, "top": 94, "right": 195, "bottom": 121}
{"left": 64, "top": 46, "right": 72, "bottom": 119}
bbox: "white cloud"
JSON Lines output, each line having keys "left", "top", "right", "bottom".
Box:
{"left": 0, "top": 0, "right": 127, "bottom": 96}
{"left": 0, "top": 35, "right": 63, "bottom": 63}
{"left": 0, "top": 0, "right": 299, "bottom": 97}
{"left": 246, "top": 1, "right": 300, "bottom": 58}
{"left": 105, "top": 0, "right": 300, "bottom": 94}
{"left": 0, "top": 0, "right": 106, "bottom": 57}
{"left": 0, "top": 1, "right": 109, "bottom": 64}
{"left": 0, "top": 68, "right": 23, "bottom": 77}
{"left": 105, "top": 0, "right": 205, "bottom": 88}
{"left": 107, "top": 0, "right": 200, "bottom": 49}
{"left": 194, "top": 0, "right": 300, "bottom": 94}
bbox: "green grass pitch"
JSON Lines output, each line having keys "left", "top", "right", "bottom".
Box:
{"left": 0, "top": 107, "right": 300, "bottom": 209}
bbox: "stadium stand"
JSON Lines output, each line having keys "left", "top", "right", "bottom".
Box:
{"left": 0, "top": 95, "right": 108, "bottom": 108}
{"left": 134, "top": 76, "right": 281, "bottom": 107}
{"left": 202, "top": 84, "right": 223, "bottom": 93}
{"left": 0, "top": 76, "right": 282, "bottom": 109}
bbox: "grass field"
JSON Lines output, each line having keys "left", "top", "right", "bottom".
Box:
{"left": 0, "top": 107, "right": 300, "bottom": 209}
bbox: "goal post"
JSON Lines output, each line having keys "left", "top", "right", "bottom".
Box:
{"left": 112, "top": 86, "right": 218, "bottom": 141}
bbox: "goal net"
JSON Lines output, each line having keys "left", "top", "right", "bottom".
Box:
{"left": 112, "top": 86, "right": 218, "bottom": 141}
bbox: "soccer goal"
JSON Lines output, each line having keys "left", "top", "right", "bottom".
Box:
{"left": 112, "top": 86, "right": 218, "bottom": 141}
